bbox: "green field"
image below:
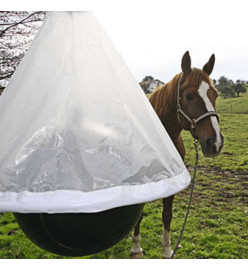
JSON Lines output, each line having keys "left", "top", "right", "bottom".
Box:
{"left": 0, "top": 93, "right": 247, "bottom": 259}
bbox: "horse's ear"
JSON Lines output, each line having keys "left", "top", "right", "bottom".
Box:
{"left": 181, "top": 51, "right": 192, "bottom": 76}
{"left": 203, "top": 54, "right": 215, "bottom": 75}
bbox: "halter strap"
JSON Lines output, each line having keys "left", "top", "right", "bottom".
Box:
{"left": 177, "top": 75, "right": 219, "bottom": 134}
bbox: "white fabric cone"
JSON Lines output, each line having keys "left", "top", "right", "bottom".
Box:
{"left": 0, "top": 12, "right": 190, "bottom": 213}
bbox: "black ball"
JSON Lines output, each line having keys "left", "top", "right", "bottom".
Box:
{"left": 14, "top": 203, "right": 144, "bottom": 257}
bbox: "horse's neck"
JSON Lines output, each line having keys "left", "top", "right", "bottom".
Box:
{"left": 163, "top": 107, "right": 182, "bottom": 150}
{"left": 150, "top": 78, "right": 182, "bottom": 142}
{"left": 150, "top": 77, "right": 185, "bottom": 158}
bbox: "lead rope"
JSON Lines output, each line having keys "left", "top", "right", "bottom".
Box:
{"left": 170, "top": 138, "right": 199, "bottom": 259}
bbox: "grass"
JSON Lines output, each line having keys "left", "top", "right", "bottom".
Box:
{"left": 216, "top": 93, "right": 248, "bottom": 115}
{"left": 180, "top": 91, "right": 248, "bottom": 171}
{"left": 182, "top": 114, "right": 248, "bottom": 171}
{"left": 0, "top": 93, "right": 247, "bottom": 259}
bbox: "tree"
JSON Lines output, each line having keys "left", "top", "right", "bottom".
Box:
{"left": 0, "top": 11, "right": 47, "bottom": 88}
{"left": 233, "top": 80, "right": 247, "bottom": 97}
{"left": 216, "top": 76, "right": 247, "bottom": 99}
{"left": 217, "top": 76, "right": 235, "bottom": 99}
{"left": 142, "top": 76, "right": 154, "bottom": 82}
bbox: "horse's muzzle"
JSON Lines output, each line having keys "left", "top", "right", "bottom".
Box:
{"left": 200, "top": 133, "right": 224, "bottom": 157}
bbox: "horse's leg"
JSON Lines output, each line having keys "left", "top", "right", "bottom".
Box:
{"left": 162, "top": 195, "right": 175, "bottom": 258}
{"left": 161, "top": 135, "right": 185, "bottom": 259}
{"left": 130, "top": 213, "right": 143, "bottom": 258}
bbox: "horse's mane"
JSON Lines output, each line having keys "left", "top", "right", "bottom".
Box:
{"left": 149, "top": 73, "right": 180, "bottom": 121}
{"left": 149, "top": 68, "right": 216, "bottom": 122}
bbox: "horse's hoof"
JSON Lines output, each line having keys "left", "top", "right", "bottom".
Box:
{"left": 163, "top": 249, "right": 174, "bottom": 259}
{"left": 163, "top": 254, "right": 174, "bottom": 259}
{"left": 131, "top": 252, "right": 144, "bottom": 259}
{"left": 163, "top": 255, "right": 174, "bottom": 259}
{"left": 163, "top": 246, "right": 184, "bottom": 258}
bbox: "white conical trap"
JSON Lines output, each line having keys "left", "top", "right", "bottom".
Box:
{"left": 0, "top": 12, "right": 190, "bottom": 213}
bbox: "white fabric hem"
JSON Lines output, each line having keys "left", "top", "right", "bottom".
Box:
{"left": 0, "top": 169, "right": 191, "bottom": 213}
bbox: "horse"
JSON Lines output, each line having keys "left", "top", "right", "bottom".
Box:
{"left": 130, "top": 51, "right": 224, "bottom": 258}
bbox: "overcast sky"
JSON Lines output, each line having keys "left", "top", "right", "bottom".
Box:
{"left": 93, "top": 0, "right": 248, "bottom": 83}
{"left": 5, "top": 0, "right": 248, "bottom": 84}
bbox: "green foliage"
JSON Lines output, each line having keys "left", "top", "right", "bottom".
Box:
{"left": 215, "top": 76, "right": 247, "bottom": 99}
{"left": 142, "top": 76, "right": 154, "bottom": 82}
{"left": 0, "top": 92, "right": 247, "bottom": 259}
{"left": 233, "top": 80, "right": 247, "bottom": 97}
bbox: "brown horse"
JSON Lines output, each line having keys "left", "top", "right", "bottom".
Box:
{"left": 130, "top": 51, "right": 224, "bottom": 258}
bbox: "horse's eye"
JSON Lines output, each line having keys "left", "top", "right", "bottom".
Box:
{"left": 186, "top": 93, "right": 194, "bottom": 100}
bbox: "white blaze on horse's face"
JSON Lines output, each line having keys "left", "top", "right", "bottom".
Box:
{"left": 198, "top": 81, "right": 222, "bottom": 153}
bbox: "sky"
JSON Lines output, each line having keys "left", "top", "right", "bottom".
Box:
{"left": 93, "top": 0, "right": 248, "bottom": 83}
{"left": 4, "top": 0, "right": 248, "bottom": 84}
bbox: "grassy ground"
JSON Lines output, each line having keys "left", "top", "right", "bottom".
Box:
{"left": 0, "top": 93, "right": 247, "bottom": 259}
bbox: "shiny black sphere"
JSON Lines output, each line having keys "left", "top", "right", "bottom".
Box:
{"left": 14, "top": 203, "right": 144, "bottom": 257}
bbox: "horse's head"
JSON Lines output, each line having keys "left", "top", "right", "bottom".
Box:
{"left": 177, "top": 51, "right": 224, "bottom": 157}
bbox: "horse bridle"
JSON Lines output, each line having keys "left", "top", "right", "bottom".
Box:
{"left": 172, "top": 75, "right": 219, "bottom": 259}
{"left": 177, "top": 75, "right": 219, "bottom": 136}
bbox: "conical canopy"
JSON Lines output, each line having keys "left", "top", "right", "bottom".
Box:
{"left": 0, "top": 12, "right": 190, "bottom": 213}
